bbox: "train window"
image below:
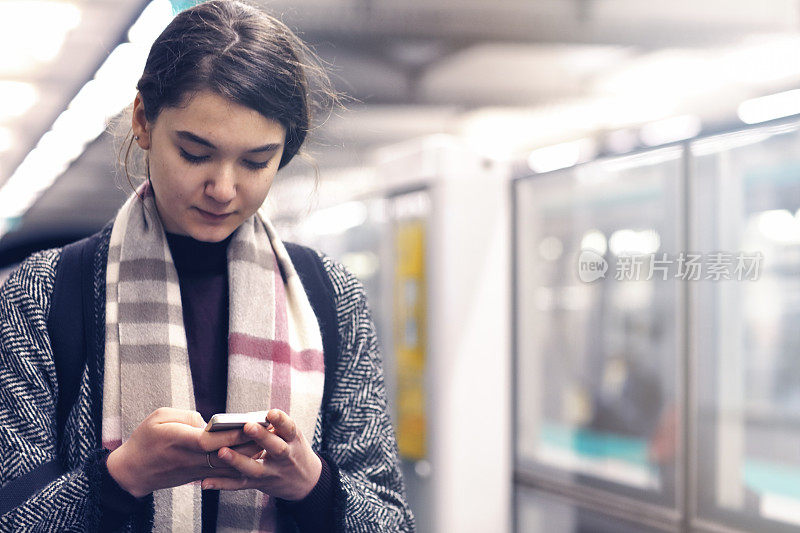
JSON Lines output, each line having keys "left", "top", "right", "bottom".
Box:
{"left": 513, "top": 146, "right": 684, "bottom": 516}
{"left": 690, "top": 123, "right": 800, "bottom": 532}
{"left": 516, "top": 486, "right": 671, "bottom": 533}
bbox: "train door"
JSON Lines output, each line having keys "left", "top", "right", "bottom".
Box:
{"left": 690, "top": 122, "right": 800, "bottom": 533}
{"left": 513, "top": 146, "right": 685, "bottom": 532}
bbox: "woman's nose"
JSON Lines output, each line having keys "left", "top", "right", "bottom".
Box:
{"left": 204, "top": 165, "right": 236, "bottom": 204}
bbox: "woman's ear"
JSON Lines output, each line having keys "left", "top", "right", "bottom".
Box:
{"left": 131, "top": 93, "right": 151, "bottom": 150}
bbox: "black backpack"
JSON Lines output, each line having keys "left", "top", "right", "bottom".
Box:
{"left": 0, "top": 231, "right": 340, "bottom": 515}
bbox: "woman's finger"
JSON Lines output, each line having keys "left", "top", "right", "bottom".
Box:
{"left": 195, "top": 426, "right": 253, "bottom": 452}
{"left": 230, "top": 442, "right": 262, "bottom": 458}
{"left": 201, "top": 462, "right": 245, "bottom": 478}
{"left": 242, "top": 422, "right": 290, "bottom": 458}
{"left": 201, "top": 476, "right": 255, "bottom": 491}
{"left": 148, "top": 407, "right": 205, "bottom": 426}
{"left": 266, "top": 409, "right": 297, "bottom": 442}
{"left": 216, "top": 447, "right": 272, "bottom": 478}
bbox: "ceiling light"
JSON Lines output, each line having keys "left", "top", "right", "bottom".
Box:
{"left": 0, "top": 0, "right": 176, "bottom": 237}
{"left": 0, "top": 81, "right": 38, "bottom": 120}
{"left": 0, "top": 1, "right": 81, "bottom": 75}
{"left": 738, "top": 90, "right": 800, "bottom": 124}
{"left": 527, "top": 139, "right": 596, "bottom": 174}
{"left": 92, "top": 43, "right": 149, "bottom": 118}
{"left": 51, "top": 107, "right": 106, "bottom": 146}
{"left": 128, "top": 0, "right": 174, "bottom": 46}
{"left": 605, "top": 129, "right": 639, "bottom": 154}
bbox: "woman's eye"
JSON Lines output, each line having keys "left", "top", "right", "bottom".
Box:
{"left": 243, "top": 159, "right": 271, "bottom": 170}
{"left": 179, "top": 148, "right": 209, "bottom": 164}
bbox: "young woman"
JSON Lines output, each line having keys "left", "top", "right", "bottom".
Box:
{"left": 0, "top": 1, "right": 415, "bottom": 531}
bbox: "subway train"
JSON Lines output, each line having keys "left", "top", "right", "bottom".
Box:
{"left": 1, "top": 117, "right": 800, "bottom": 533}
{"left": 512, "top": 119, "right": 800, "bottom": 533}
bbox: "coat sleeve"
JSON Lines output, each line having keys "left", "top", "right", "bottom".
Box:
{"left": 316, "top": 255, "right": 416, "bottom": 533}
{"left": 0, "top": 250, "right": 105, "bottom": 531}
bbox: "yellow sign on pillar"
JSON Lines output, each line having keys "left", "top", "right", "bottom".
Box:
{"left": 394, "top": 219, "right": 427, "bottom": 460}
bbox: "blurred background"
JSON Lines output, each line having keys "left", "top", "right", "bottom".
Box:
{"left": 2, "top": 1, "right": 800, "bottom": 532}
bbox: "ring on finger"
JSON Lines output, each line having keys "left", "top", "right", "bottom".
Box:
{"left": 207, "top": 452, "right": 216, "bottom": 469}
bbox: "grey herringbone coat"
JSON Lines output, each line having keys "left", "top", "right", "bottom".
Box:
{"left": 0, "top": 226, "right": 414, "bottom": 532}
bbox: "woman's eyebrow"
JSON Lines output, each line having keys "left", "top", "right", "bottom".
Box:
{"left": 245, "top": 143, "right": 282, "bottom": 154}
{"left": 175, "top": 130, "right": 282, "bottom": 153}
{"left": 177, "top": 130, "right": 216, "bottom": 148}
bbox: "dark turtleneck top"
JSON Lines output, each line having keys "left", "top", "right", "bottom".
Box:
{"left": 166, "top": 232, "right": 231, "bottom": 426}
{"left": 100, "top": 232, "right": 335, "bottom": 532}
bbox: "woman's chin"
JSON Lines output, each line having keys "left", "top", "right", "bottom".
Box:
{"left": 187, "top": 225, "right": 236, "bottom": 243}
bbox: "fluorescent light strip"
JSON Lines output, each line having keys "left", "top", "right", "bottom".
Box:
{"left": 527, "top": 139, "right": 596, "bottom": 174}
{"left": 0, "top": 1, "right": 82, "bottom": 76}
{"left": 738, "top": 89, "right": 800, "bottom": 125}
{"left": 0, "top": 0, "right": 174, "bottom": 233}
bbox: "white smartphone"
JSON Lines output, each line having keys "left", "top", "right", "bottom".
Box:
{"left": 205, "top": 411, "right": 271, "bottom": 432}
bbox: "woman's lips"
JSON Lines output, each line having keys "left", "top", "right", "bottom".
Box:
{"left": 195, "top": 207, "right": 232, "bottom": 222}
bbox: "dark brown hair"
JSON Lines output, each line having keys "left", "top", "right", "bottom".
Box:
{"left": 122, "top": 0, "right": 335, "bottom": 179}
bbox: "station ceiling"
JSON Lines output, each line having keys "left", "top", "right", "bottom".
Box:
{"left": 1, "top": 0, "right": 799, "bottom": 254}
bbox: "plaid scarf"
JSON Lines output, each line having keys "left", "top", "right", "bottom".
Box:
{"left": 102, "top": 185, "right": 325, "bottom": 532}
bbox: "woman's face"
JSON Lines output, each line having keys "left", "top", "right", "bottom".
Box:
{"left": 132, "top": 90, "right": 286, "bottom": 242}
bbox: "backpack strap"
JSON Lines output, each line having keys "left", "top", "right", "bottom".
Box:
{"left": 284, "top": 243, "right": 340, "bottom": 410}
{"left": 48, "top": 233, "right": 100, "bottom": 442}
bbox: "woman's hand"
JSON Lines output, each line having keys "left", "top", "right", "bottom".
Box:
{"left": 201, "top": 409, "right": 322, "bottom": 501}
{"left": 106, "top": 407, "right": 261, "bottom": 498}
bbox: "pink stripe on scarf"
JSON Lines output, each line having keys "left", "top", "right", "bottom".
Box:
{"left": 103, "top": 439, "right": 122, "bottom": 451}
{"left": 228, "top": 334, "right": 323, "bottom": 372}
